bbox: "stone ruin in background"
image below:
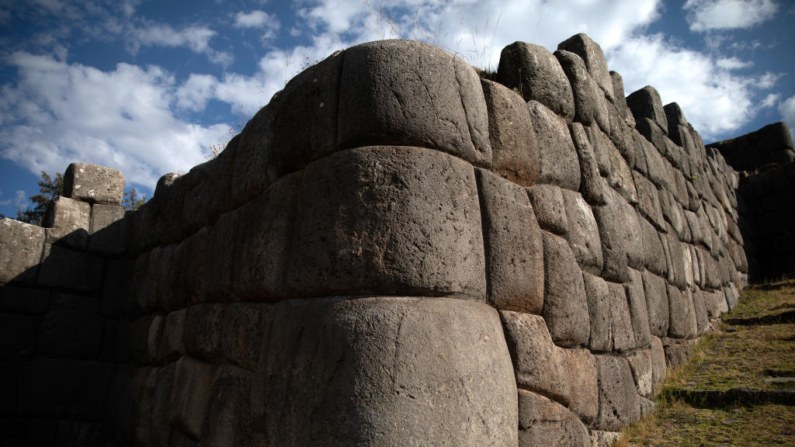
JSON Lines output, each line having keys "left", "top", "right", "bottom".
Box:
{"left": 1, "top": 33, "right": 794, "bottom": 446}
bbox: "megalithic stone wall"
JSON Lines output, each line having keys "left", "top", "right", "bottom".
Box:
{"left": 0, "top": 33, "right": 774, "bottom": 446}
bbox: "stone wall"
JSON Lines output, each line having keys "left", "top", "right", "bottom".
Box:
{"left": 0, "top": 34, "right": 763, "bottom": 446}
{"left": 710, "top": 122, "right": 795, "bottom": 281}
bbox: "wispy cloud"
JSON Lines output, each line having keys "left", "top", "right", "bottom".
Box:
{"left": 234, "top": 10, "right": 280, "bottom": 32}
{"left": 684, "top": 0, "right": 779, "bottom": 32}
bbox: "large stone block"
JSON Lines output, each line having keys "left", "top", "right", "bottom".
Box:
{"left": 159, "top": 309, "right": 187, "bottom": 364}
{"left": 593, "top": 186, "right": 642, "bottom": 281}
{"left": 607, "top": 281, "right": 636, "bottom": 353}
{"left": 517, "top": 389, "right": 590, "bottom": 447}
{"left": 585, "top": 123, "right": 612, "bottom": 177}
{"left": 555, "top": 50, "right": 609, "bottom": 131}
{"left": 594, "top": 355, "right": 641, "bottom": 431}
{"left": 232, "top": 171, "right": 302, "bottom": 301}
{"left": 37, "top": 244, "right": 104, "bottom": 292}
{"left": 0, "top": 218, "right": 45, "bottom": 286}
{"left": 286, "top": 147, "right": 486, "bottom": 299}
{"left": 497, "top": 41, "right": 575, "bottom": 120}
{"left": 528, "top": 101, "right": 581, "bottom": 190}
{"left": 563, "top": 349, "right": 599, "bottom": 425}
{"left": 339, "top": 40, "right": 491, "bottom": 167}
{"left": 558, "top": 33, "right": 615, "bottom": 102}
{"left": 663, "top": 223, "right": 689, "bottom": 289}
{"left": 229, "top": 101, "right": 276, "bottom": 207}
{"left": 501, "top": 311, "right": 571, "bottom": 405}
{"left": 0, "top": 312, "right": 37, "bottom": 356}
{"left": 88, "top": 203, "right": 126, "bottom": 254}
{"left": 37, "top": 293, "right": 104, "bottom": 358}
{"left": 605, "top": 134, "right": 638, "bottom": 204}
{"left": 562, "top": 190, "right": 603, "bottom": 275}
{"left": 650, "top": 336, "right": 666, "bottom": 395}
{"left": 63, "top": 163, "right": 125, "bottom": 205}
{"left": 570, "top": 122, "right": 606, "bottom": 205}
{"left": 626, "top": 86, "right": 668, "bottom": 133}
{"left": 0, "top": 286, "right": 50, "bottom": 314}
{"left": 582, "top": 272, "right": 611, "bottom": 352}
{"left": 170, "top": 355, "right": 218, "bottom": 439}
{"left": 626, "top": 349, "right": 653, "bottom": 398}
{"left": 201, "top": 365, "right": 265, "bottom": 447}
{"left": 662, "top": 337, "right": 696, "bottom": 369}
{"left": 692, "top": 287, "right": 710, "bottom": 336}
{"left": 477, "top": 170, "right": 544, "bottom": 313}
{"left": 255, "top": 297, "right": 518, "bottom": 446}
{"left": 626, "top": 269, "right": 652, "bottom": 349}
{"left": 185, "top": 304, "right": 227, "bottom": 364}
{"left": 541, "top": 232, "right": 591, "bottom": 348}
{"left": 638, "top": 213, "right": 668, "bottom": 276}
{"left": 667, "top": 283, "right": 697, "bottom": 340}
{"left": 527, "top": 184, "right": 568, "bottom": 235}
{"left": 634, "top": 172, "right": 665, "bottom": 230}
{"left": 151, "top": 363, "right": 176, "bottom": 447}
{"left": 481, "top": 79, "right": 540, "bottom": 186}
{"left": 42, "top": 196, "right": 90, "bottom": 249}
{"left": 642, "top": 270, "right": 669, "bottom": 338}
{"left": 610, "top": 71, "right": 635, "bottom": 127}
{"left": 222, "top": 303, "right": 272, "bottom": 371}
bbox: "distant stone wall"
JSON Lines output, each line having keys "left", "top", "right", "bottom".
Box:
{"left": 710, "top": 122, "right": 795, "bottom": 281}
{"left": 0, "top": 33, "right": 768, "bottom": 447}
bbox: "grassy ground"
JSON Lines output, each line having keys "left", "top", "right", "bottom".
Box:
{"left": 619, "top": 280, "right": 795, "bottom": 447}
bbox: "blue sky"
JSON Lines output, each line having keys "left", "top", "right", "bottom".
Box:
{"left": 1, "top": 0, "right": 793, "bottom": 217}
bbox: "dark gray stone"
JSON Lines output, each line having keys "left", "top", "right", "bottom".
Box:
{"left": 661, "top": 337, "right": 696, "bottom": 369}
{"left": 541, "top": 231, "right": 591, "bottom": 348}
{"left": 642, "top": 270, "right": 669, "bottom": 338}
{"left": 605, "top": 134, "right": 637, "bottom": 204}
{"left": 151, "top": 362, "right": 176, "bottom": 447}
{"left": 606, "top": 100, "right": 637, "bottom": 169}
{"left": 626, "top": 86, "right": 668, "bottom": 132}
{"left": 626, "top": 268, "right": 652, "bottom": 349}
{"left": 562, "top": 190, "right": 603, "bottom": 275}
{"left": 517, "top": 389, "right": 590, "bottom": 447}
{"left": 201, "top": 365, "right": 265, "bottom": 447}
{"left": 43, "top": 196, "right": 90, "bottom": 249}
{"left": 339, "top": 40, "right": 491, "bottom": 167}
{"left": 638, "top": 213, "right": 668, "bottom": 276}
{"left": 585, "top": 123, "right": 612, "bottom": 177}
{"left": 570, "top": 122, "right": 606, "bottom": 205}
{"left": 610, "top": 71, "right": 635, "bottom": 127}
{"left": 286, "top": 147, "right": 486, "bottom": 299}
{"left": 222, "top": 303, "right": 272, "bottom": 371}
{"left": 37, "top": 244, "right": 104, "bottom": 293}
{"left": 497, "top": 41, "right": 575, "bottom": 120}
{"left": 37, "top": 293, "right": 104, "bottom": 358}
{"left": 667, "top": 283, "right": 697, "bottom": 339}
{"left": 185, "top": 304, "right": 227, "bottom": 364}
{"left": 88, "top": 203, "right": 126, "bottom": 254}
{"left": 100, "top": 258, "right": 136, "bottom": 319}
{"left": 0, "top": 286, "right": 50, "bottom": 314}
{"left": 692, "top": 287, "right": 710, "bottom": 336}
{"left": 477, "top": 170, "right": 544, "bottom": 313}
{"left": 558, "top": 33, "right": 615, "bottom": 102}
{"left": 563, "top": 348, "right": 599, "bottom": 425}
{"left": 594, "top": 355, "right": 641, "bottom": 431}
{"left": 481, "top": 79, "right": 540, "bottom": 186}
{"left": 527, "top": 184, "right": 568, "bottom": 235}
{"left": 63, "top": 163, "right": 125, "bottom": 205}
{"left": 527, "top": 101, "right": 581, "bottom": 191}
{"left": 0, "top": 312, "right": 37, "bottom": 356}
{"left": 256, "top": 297, "right": 518, "bottom": 446}
{"left": 170, "top": 355, "right": 218, "bottom": 440}
{"left": 650, "top": 336, "right": 666, "bottom": 395}
{"left": 229, "top": 101, "right": 276, "bottom": 207}
{"left": 582, "top": 272, "right": 611, "bottom": 352}
{"left": 501, "top": 311, "right": 571, "bottom": 405}
{"left": 663, "top": 223, "right": 688, "bottom": 289}
{"left": 0, "top": 218, "right": 45, "bottom": 286}
{"left": 626, "top": 349, "right": 653, "bottom": 398}
{"left": 607, "top": 281, "right": 636, "bottom": 353}
{"left": 634, "top": 171, "right": 665, "bottom": 230}
{"left": 159, "top": 309, "right": 187, "bottom": 364}
{"left": 555, "top": 50, "right": 609, "bottom": 130}
{"left": 593, "top": 185, "right": 642, "bottom": 281}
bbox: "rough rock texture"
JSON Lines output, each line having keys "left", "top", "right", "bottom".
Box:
{"left": 561, "top": 190, "right": 603, "bottom": 274}
{"left": 0, "top": 218, "right": 45, "bottom": 285}
{"left": 518, "top": 390, "right": 590, "bottom": 447}
{"left": 63, "top": 163, "right": 125, "bottom": 205}
{"left": 541, "top": 232, "right": 591, "bottom": 348}
{"left": 558, "top": 33, "right": 615, "bottom": 102}
{"left": 555, "top": 50, "right": 608, "bottom": 130}
{"left": 527, "top": 184, "right": 568, "bottom": 235}
{"left": 595, "top": 355, "right": 641, "bottom": 431}
{"left": 43, "top": 197, "right": 90, "bottom": 249}
{"left": 626, "top": 86, "right": 668, "bottom": 134}
{"left": 527, "top": 101, "right": 582, "bottom": 190}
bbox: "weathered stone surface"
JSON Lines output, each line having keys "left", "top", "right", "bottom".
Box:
{"left": 605, "top": 135, "right": 638, "bottom": 204}
{"left": 626, "top": 269, "right": 652, "bottom": 348}
{"left": 692, "top": 286, "right": 710, "bottom": 336}
{"left": 269, "top": 50, "right": 343, "bottom": 178}
{"left": 570, "top": 122, "right": 606, "bottom": 205}
{"left": 626, "top": 86, "right": 668, "bottom": 132}
{"left": 63, "top": 163, "right": 125, "bottom": 205}
{"left": 37, "top": 293, "right": 104, "bottom": 358}
{"left": 650, "top": 336, "right": 666, "bottom": 395}
{"left": 555, "top": 50, "right": 609, "bottom": 130}
{"left": 541, "top": 232, "right": 591, "bottom": 347}
{"left": 585, "top": 123, "right": 612, "bottom": 177}
{"left": 159, "top": 309, "right": 187, "bottom": 364}
{"left": 606, "top": 100, "right": 638, "bottom": 169}
{"left": 634, "top": 171, "right": 665, "bottom": 230}
{"left": 478, "top": 170, "right": 544, "bottom": 313}
{"left": 0, "top": 286, "right": 50, "bottom": 314}
{"left": 527, "top": 100, "right": 581, "bottom": 190}
{"left": 203, "top": 212, "right": 236, "bottom": 303}
{"left": 256, "top": 297, "right": 518, "bottom": 446}
{"left": 639, "top": 129, "right": 673, "bottom": 191}
{"left": 501, "top": 311, "right": 570, "bottom": 405}
{"left": 481, "top": 79, "right": 540, "bottom": 186}
{"left": 185, "top": 304, "right": 227, "bottom": 364}
{"left": 231, "top": 171, "right": 301, "bottom": 301}
{"left": 101, "top": 258, "right": 137, "bottom": 320}
{"left": 37, "top": 244, "right": 104, "bottom": 292}
{"left": 0, "top": 312, "right": 37, "bottom": 356}
{"left": 88, "top": 203, "right": 126, "bottom": 254}
{"left": 663, "top": 223, "right": 688, "bottom": 289}
{"left": 201, "top": 365, "right": 265, "bottom": 447}
{"left": 562, "top": 190, "right": 603, "bottom": 274}
{"left": 662, "top": 337, "right": 696, "bottom": 369}
{"left": 626, "top": 349, "right": 653, "bottom": 398}
{"left": 222, "top": 303, "right": 271, "bottom": 371}
{"left": 610, "top": 71, "right": 635, "bottom": 127}
{"left": 607, "top": 281, "right": 636, "bottom": 353}
{"left": 590, "top": 430, "right": 622, "bottom": 447}
{"left": 594, "top": 355, "right": 641, "bottom": 431}
{"left": 18, "top": 358, "right": 113, "bottom": 421}
{"left": 527, "top": 184, "right": 568, "bottom": 235}
{"left": 498, "top": 41, "right": 575, "bottom": 120}
{"left": 667, "top": 283, "right": 697, "bottom": 340}
{"left": 725, "top": 283, "right": 740, "bottom": 310}
{"left": 170, "top": 356, "right": 218, "bottom": 439}
{"left": 517, "top": 389, "right": 590, "bottom": 447}
{"left": 638, "top": 213, "right": 668, "bottom": 276}
{"left": 43, "top": 196, "right": 90, "bottom": 249}
{"left": 0, "top": 218, "right": 45, "bottom": 286}
{"left": 642, "top": 270, "right": 670, "bottom": 337}
{"left": 287, "top": 147, "right": 486, "bottom": 299}
{"left": 152, "top": 362, "right": 176, "bottom": 447}
{"left": 229, "top": 101, "right": 276, "bottom": 206}
{"left": 582, "top": 272, "right": 611, "bottom": 352}
{"left": 593, "top": 186, "right": 642, "bottom": 281}
{"left": 339, "top": 40, "right": 491, "bottom": 167}
{"left": 563, "top": 349, "right": 599, "bottom": 425}
{"left": 558, "top": 33, "right": 615, "bottom": 102}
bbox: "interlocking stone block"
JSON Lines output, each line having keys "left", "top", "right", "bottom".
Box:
{"left": 626, "top": 86, "right": 668, "bottom": 133}
{"left": 563, "top": 348, "right": 599, "bottom": 425}
{"left": 642, "top": 270, "right": 670, "bottom": 338}
{"left": 595, "top": 355, "right": 641, "bottom": 431}
{"left": 570, "top": 122, "right": 606, "bottom": 205}
{"left": 43, "top": 196, "right": 90, "bottom": 249}
{"left": 555, "top": 50, "right": 609, "bottom": 131}
{"left": 170, "top": 355, "right": 218, "bottom": 439}
{"left": 541, "top": 232, "right": 591, "bottom": 348}
{"left": 37, "top": 293, "right": 104, "bottom": 358}
{"left": 185, "top": 304, "right": 227, "bottom": 364}
{"left": 558, "top": 33, "right": 615, "bottom": 102}
{"left": 37, "top": 244, "right": 104, "bottom": 292}
{"left": 89, "top": 203, "right": 126, "bottom": 254}
{"left": 222, "top": 303, "right": 272, "bottom": 371}
{"left": 667, "top": 283, "right": 697, "bottom": 340}
{"left": 63, "top": 163, "right": 125, "bottom": 205}
{"left": 562, "top": 190, "right": 603, "bottom": 274}
{"left": 610, "top": 71, "right": 635, "bottom": 127}
{"left": 527, "top": 101, "right": 582, "bottom": 191}
{"left": 518, "top": 390, "right": 590, "bottom": 447}
{"left": 0, "top": 286, "right": 50, "bottom": 314}
{"left": 626, "top": 349, "right": 653, "bottom": 398}
{"left": 626, "top": 268, "right": 652, "bottom": 348}
{"left": 0, "top": 218, "right": 45, "bottom": 286}
{"left": 527, "top": 184, "right": 568, "bottom": 235}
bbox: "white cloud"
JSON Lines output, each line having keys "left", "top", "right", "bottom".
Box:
{"left": 126, "top": 22, "right": 233, "bottom": 66}
{"left": 0, "top": 53, "right": 231, "bottom": 190}
{"left": 756, "top": 72, "right": 782, "bottom": 89}
{"left": 716, "top": 57, "right": 752, "bottom": 70}
{"left": 780, "top": 96, "right": 795, "bottom": 139}
{"left": 761, "top": 93, "right": 779, "bottom": 108}
{"left": 684, "top": 0, "right": 779, "bottom": 32}
{"left": 234, "top": 10, "right": 280, "bottom": 31}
